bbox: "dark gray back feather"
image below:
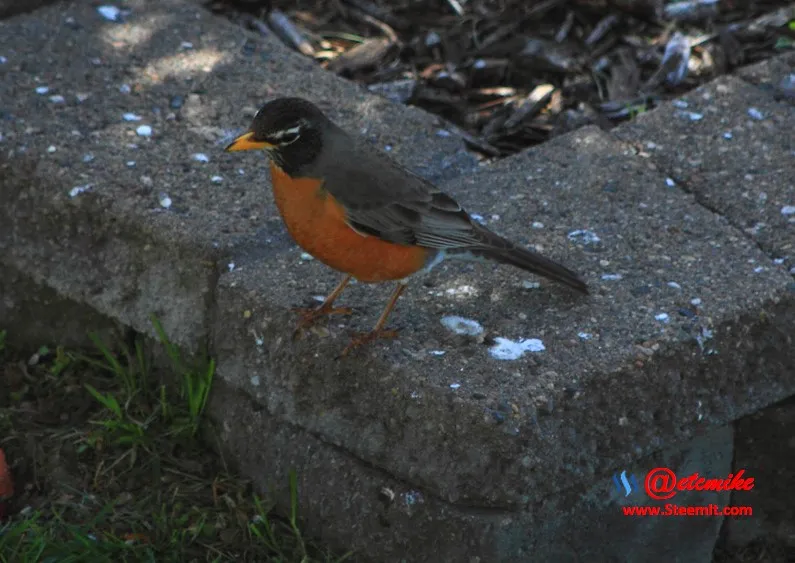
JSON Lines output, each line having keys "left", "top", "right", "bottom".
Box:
{"left": 304, "top": 124, "right": 492, "bottom": 250}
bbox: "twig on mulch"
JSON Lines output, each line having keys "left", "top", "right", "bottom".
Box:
{"left": 268, "top": 8, "right": 316, "bottom": 56}
{"left": 326, "top": 10, "right": 399, "bottom": 75}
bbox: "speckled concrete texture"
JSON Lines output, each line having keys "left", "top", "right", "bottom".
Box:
{"left": 614, "top": 75, "right": 795, "bottom": 270}
{"left": 734, "top": 52, "right": 795, "bottom": 101}
{"left": 0, "top": 262, "right": 118, "bottom": 349}
{"left": 213, "top": 125, "right": 793, "bottom": 511}
{"left": 2, "top": 1, "right": 795, "bottom": 561}
{"left": 723, "top": 396, "right": 795, "bottom": 551}
{"left": 0, "top": 0, "right": 57, "bottom": 19}
{"left": 214, "top": 379, "right": 734, "bottom": 561}
{"left": 0, "top": 0, "right": 474, "bottom": 347}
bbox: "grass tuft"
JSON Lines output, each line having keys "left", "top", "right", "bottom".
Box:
{"left": 150, "top": 314, "right": 214, "bottom": 437}
{"left": 0, "top": 322, "right": 349, "bottom": 562}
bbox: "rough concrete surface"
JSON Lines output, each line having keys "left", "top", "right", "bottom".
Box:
{"left": 0, "top": 261, "right": 118, "bottom": 349}
{"left": 734, "top": 52, "right": 795, "bottom": 100}
{"left": 723, "top": 396, "right": 795, "bottom": 550}
{"left": 614, "top": 73, "right": 795, "bottom": 270}
{"left": 214, "top": 125, "right": 792, "bottom": 506}
{"left": 213, "top": 125, "right": 794, "bottom": 559}
{"left": 0, "top": 0, "right": 57, "bottom": 19}
{"left": 0, "top": 0, "right": 475, "bottom": 348}
{"left": 1, "top": 1, "right": 795, "bottom": 561}
{"left": 215, "top": 380, "right": 734, "bottom": 562}
{"left": 526, "top": 425, "right": 734, "bottom": 563}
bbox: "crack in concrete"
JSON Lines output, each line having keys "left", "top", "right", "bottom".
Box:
{"left": 231, "top": 386, "right": 519, "bottom": 516}
{"left": 610, "top": 133, "right": 793, "bottom": 276}
{"left": 202, "top": 260, "right": 225, "bottom": 358}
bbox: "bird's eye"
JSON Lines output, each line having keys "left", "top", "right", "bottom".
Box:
{"left": 279, "top": 131, "right": 300, "bottom": 145}
{"left": 269, "top": 125, "right": 302, "bottom": 146}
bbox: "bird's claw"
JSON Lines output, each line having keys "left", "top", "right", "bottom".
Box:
{"left": 338, "top": 328, "right": 399, "bottom": 358}
{"left": 292, "top": 304, "right": 353, "bottom": 338}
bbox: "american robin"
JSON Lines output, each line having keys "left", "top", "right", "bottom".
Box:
{"left": 225, "top": 97, "right": 588, "bottom": 355}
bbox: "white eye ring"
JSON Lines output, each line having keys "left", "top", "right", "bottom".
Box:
{"left": 280, "top": 130, "right": 301, "bottom": 145}
{"left": 271, "top": 125, "right": 301, "bottom": 145}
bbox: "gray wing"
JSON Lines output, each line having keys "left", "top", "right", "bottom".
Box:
{"left": 308, "top": 127, "right": 588, "bottom": 293}
{"left": 313, "top": 128, "right": 495, "bottom": 250}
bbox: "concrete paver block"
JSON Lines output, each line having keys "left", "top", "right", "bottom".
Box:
{"left": 614, "top": 76, "right": 795, "bottom": 269}
{"left": 524, "top": 425, "right": 734, "bottom": 563}
{"left": 0, "top": 262, "right": 118, "bottom": 349}
{"left": 0, "top": 151, "right": 220, "bottom": 350}
{"left": 0, "top": 0, "right": 474, "bottom": 348}
{"left": 215, "top": 379, "right": 734, "bottom": 561}
{"left": 211, "top": 126, "right": 794, "bottom": 558}
{"left": 723, "top": 397, "right": 795, "bottom": 550}
{"left": 2, "top": 1, "right": 794, "bottom": 560}
{"left": 0, "top": 0, "right": 57, "bottom": 19}
{"left": 734, "top": 52, "right": 795, "bottom": 99}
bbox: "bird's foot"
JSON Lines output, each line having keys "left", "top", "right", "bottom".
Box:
{"left": 292, "top": 304, "right": 353, "bottom": 338}
{"left": 338, "top": 328, "right": 399, "bottom": 357}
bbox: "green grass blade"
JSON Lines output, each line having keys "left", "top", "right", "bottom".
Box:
{"left": 149, "top": 314, "right": 184, "bottom": 375}
{"left": 88, "top": 333, "right": 125, "bottom": 379}
{"left": 84, "top": 383, "right": 122, "bottom": 419}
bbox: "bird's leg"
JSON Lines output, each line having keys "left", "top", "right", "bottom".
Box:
{"left": 293, "top": 274, "right": 353, "bottom": 335}
{"left": 340, "top": 282, "right": 406, "bottom": 357}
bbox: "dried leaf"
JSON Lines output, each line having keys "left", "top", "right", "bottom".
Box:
{"left": 368, "top": 79, "right": 417, "bottom": 104}
{"left": 469, "top": 58, "right": 509, "bottom": 85}
{"left": 555, "top": 11, "right": 575, "bottom": 42}
{"left": 428, "top": 67, "right": 467, "bottom": 92}
{"left": 744, "top": 5, "right": 795, "bottom": 35}
{"left": 503, "top": 85, "right": 557, "bottom": 130}
{"left": 662, "top": 32, "right": 691, "bottom": 85}
{"left": 718, "top": 29, "right": 744, "bottom": 67}
{"left": 515, "top": 38, "right": 581, "bottom": 73}
{"left": 574, "top": 0, "right": 663, "bottom": 19}
{"left": 642, "top": 32, "right": 691, "bottom": 89}
{"left": 586, "top": 15, "right": 621, "bottom": 46}
{"left": 327, "top": 38, "right": 396, "bottom": 75}
{"left": 468, "top": 86, "right": 517, "bottom": 102}
{"left": 606, "top": 48, "right": 641, "bottom": 100}
{"left": 341, "top": 0, "right": 412, "bottom": 31}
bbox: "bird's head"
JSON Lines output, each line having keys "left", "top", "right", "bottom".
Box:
{"left": 224, "top": 97, "right": 329, "bottom": 175}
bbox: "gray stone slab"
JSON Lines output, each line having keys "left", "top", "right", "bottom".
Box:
{"left": 614, "top": 76, "right": 795, "bottom": 269}
{"left": 210, "top": 379, "right": 493, "bottom": 563}
{"left": 734, "top": 52, "right": 795, "bottom": 100}
{"left": 0, "top": 150, "right": 221, "bottom": 351}
{"left": 0, "top": 0, "right": 57, "bottom": 19}
{"left": 0, "top": 0, "right": 474, "bottom": 347}
{"left": 723, "top": 397, "right": 795, "bottom": 550}
{"left": 212, "top": 125, "right": 793, "bottom": 513}
{"left": 526, "top": 425, "right": 733, "bottom": 563}
{"left": 2, "top": 1, "right": 795, "bottom": 560}
{"left": 0, "top": 262, "right": 118, "bottom": 349}
{"left": 215, "top": 379, "right": 733, "bottom": 562}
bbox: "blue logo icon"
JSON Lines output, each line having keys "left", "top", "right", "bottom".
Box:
{"left": 613, "top": 470, "right": 639, "bottom": 496}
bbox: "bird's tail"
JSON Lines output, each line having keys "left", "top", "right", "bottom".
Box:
{"left": 472, "top": 233, "right": 588, "bottom": 294}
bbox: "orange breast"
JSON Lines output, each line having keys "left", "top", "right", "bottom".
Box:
{"left": 269, "top": 163, "right": 428, "bottom": 283}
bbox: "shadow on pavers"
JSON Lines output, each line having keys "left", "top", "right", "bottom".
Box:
{"left": 1, "top": 2, "right": 795, "bottom": 562}
{"left": 0, "top": 0, "right": 475, "bottom": 349}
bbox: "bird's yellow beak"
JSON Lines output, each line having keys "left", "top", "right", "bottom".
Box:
{"left": 224, "top": 131, "right": 273, "bottom": 152}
